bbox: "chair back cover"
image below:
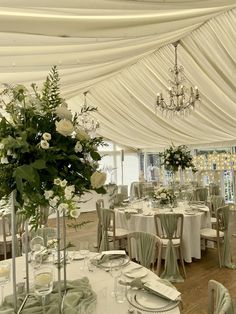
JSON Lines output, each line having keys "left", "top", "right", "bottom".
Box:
{"left": 216, "top": 205, "right": 236, "bottom": 269}
{"left": 208, "top": 279, "right": 234, "bottom": 314}
{"left": 154, "top": 213, "right": 184, "bottom": 282}
{"left": 99, "top": 208, "right": 114, "bottom": 252}
{"left": 96, "top": 199, "right": 104, "bottom": 251}
{"left": 127, "top": 231, "right": 162, "bottom": 269}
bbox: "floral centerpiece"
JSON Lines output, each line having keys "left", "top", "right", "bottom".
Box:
{"left": 160, "top": 144, "right": 196, "bottom": 172}
{"left": 0, "top": 66, "right": 106, "bottom": 228}
{"left": 153, "top": 187, "right": 176, "bottom": 205}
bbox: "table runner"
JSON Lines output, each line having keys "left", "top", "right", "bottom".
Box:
{"left": 0, "top": 277, "right": 96, "bottom": 314}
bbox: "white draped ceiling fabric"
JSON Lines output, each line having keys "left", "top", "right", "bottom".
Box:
{"left": 0, "top": 0, "right": 236, "bottom": 151}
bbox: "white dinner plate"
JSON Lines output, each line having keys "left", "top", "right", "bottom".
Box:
{"left": 124, "top": 267, "right": 148, "bottom": 279}
{"left": 126, "top": 289, "right": 180, "bottom": 313}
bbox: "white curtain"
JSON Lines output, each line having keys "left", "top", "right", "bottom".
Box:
{"left": 0, "top": 1, "right": 235, "bottom": 150}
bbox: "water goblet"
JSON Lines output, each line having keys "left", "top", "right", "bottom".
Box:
{"left": 109, "top": 259, "right": 122, "bottom": 297}
{"left": 34, "top": 266, "right": 53, "bottom": 314}
{"left": 30, "top": 236, "right": 44, "bottom": 252}
{"left": 79, "top": 241, "right": 90, "bottom": 270}
{"left": 0, "top": 262, "right": 11, "bottom": 306}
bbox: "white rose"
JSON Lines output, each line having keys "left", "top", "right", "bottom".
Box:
{"left": 56, "top": 119, "right": 74, "bottom": 137}
{"left": 60, "top": 179, "right": 67, "bottom": 187}
{"left": 65, "top": 191, "right": 73, "bottom": 200}
{"left": 55, "top": 104, "right": 72, "bottom": 120}
{"left": 65, "top": 185, "right": 75, "bottom": 194}
{"left": 44, "top": 190, "right": 54, "bottom": 200}
{"left": 1, "top": 157, "right": 8, "bottom": 164}
{"left": 54, "top": 178, "right": 61, "bottom": 185}
{"left": 49, "top": 196, "right": 60, "bottom": 207}
{"left": 75, "top": 128, "right": 90, "bottom": 141}
{"left": 42, "top": 133, "right": 51, "bottom": 141}
{"left": 70, "top": 208, "right": 80, "bottom": 219}
{"left": 40, "top": 140, "right": 49, "bottom": 149}
{"left": 90, "top": 171, "right": 106, "bottom": 189}
{"left": 74, "top": 142, "right": 83, "bottom": 153}
{"left": 0, "top": 143, "right": 5, "bottom": 149}
{"left": 58, "top": 203, "right": 69, "bottom": 213}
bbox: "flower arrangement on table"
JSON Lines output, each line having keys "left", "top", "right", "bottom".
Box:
{"left": 153, "top": 187, "right": 176, "bottom": 205}
{"left": 160, "top": 144, "right": 196, "bottom": 172}
{"left": 0, "top": 66, "right": 106, "bottom": 229}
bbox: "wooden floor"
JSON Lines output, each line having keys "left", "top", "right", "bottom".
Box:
{"left": 53, "top": 210, "right": 236, "bottom": 314}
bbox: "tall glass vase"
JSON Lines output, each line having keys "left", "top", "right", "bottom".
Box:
{"left": 56, "top": 210, "right": 67, "bottom": 314}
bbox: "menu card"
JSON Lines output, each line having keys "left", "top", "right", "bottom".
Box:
{"left": 144, "top": 280, "right": 181, "bottom": 301}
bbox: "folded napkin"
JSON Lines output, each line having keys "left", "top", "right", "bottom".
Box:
{"left": 0, "top": 278, "right": 96, "bottom": 314}
{"left": 91, "top": 250, "right": 126, "bottom": 266}
{"left": 120, "top": 278, "right": 181, "bottom": 301}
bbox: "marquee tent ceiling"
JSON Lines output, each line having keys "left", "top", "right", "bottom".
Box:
{"left": 0, "top": 0, "right": 235, "bottom": 151}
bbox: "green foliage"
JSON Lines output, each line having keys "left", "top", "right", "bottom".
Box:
{"left": 0, "top": 66, "right": 106, "bottom": 227}
{"left": 160, "top": 144, "right": 196, "bottom": 172}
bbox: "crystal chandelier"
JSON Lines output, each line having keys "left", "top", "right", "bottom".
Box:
{"left": 78, "top": 91, "right": 99, "bottom": 133}
{"left": 156, "top": 41, "right": 200, "bottom": 116}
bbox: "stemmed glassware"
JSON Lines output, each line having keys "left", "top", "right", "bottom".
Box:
{"left": 0, "top": 262, "right": 11, "bottom": 306}
{"left": 30, "top": 236, "right": 44, "bottom": 269}
{"left": 109, "top": 259, "right": 122, "bottom": 297}
{"left": 79, "top": 241, "right": 90, "bottom": 270}
{"left": 34, "top": 266, "right": 53, "bottom": 314}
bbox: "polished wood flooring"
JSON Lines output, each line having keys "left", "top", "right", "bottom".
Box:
{"left": 55, "top": 210, "right": 236, "bottom": 314}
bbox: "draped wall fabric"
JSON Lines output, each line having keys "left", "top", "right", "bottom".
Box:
{"left": 0, "top": 1, "right": 235, "bottom": 150}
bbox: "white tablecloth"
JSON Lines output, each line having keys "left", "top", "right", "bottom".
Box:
{"left": 115, "top": 202, "right": 211, "bottom": 263}
{"left": 2, "top": 255, "right": 180, "bottom": 314}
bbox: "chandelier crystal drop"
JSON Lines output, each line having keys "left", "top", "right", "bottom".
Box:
{"left": 155, "top": 41, "right": 200, "bottom": 117}
{"left": 78, "top": 91, "right": 99, "bottom": 134}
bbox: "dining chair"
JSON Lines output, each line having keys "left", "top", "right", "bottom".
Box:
{"left": 0, "top": 211, "right": 25, "bottom": 259}
{"left": 127, "top": 231, "right": 162, "bottom": 275}
{"left": 200, "top": 205, "right": 235, "bottom": 268}
{"left": 209, "top": 195, "right": 225, "bottom": 227}
{"left": 96, "top": 199, "right": 104, "bottom": 250}
{"left": 192, "top": 187, "right": 208, "bottom": 204}
{"left": 209, "top": 183, "right": 220, "bottom": 196}
{"left": 208, "top": 280, "right": 234, "bottom": 314}
{"left": 154, "top": 213, "right": 186, "bottom": 282}
{"left": 99, "top": 208, "right": 129, "bottom": 252}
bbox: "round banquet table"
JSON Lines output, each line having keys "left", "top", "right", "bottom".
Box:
{"left": 2, "top": 255, "right": 180, "bottom": 314}
{"left": 115, "top": 202, "right": 211, "bottom": 263}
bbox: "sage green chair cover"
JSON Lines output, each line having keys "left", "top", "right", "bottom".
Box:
{"left": 96, "top": 200, "right": 104, "bottom": 251}
{"left": 99, "top": 208, "right": 113, "bottom": 252}
{"left": 157, "top": 214, "right": 184, "bottom": 282}
{"left": 128, "top": 231, "right": 161, "bottom": 269}
{"left": 0, "top": 278, "right": 96, "bottom": 314}
{"left": 208, "top": 280, "right": 234, "bottom": 314}
{"left": 217, "top": 206, "right": 236, "bottom": 269}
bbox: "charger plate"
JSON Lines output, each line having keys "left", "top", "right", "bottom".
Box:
{"left": 126, "top": 289, "right": 180, "bottom": 313}
{"left": 91, "top": 253, "right": 130, "bottom": 268}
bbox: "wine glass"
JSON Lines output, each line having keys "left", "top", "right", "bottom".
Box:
{"left": 109, "top": 259, "right": 122, "bottom": 297}
{"left": 0, "top": 262, "right": 11, "bottom": 306}
{"left": 79, "top": 241, "right": 90, "bottom": 270}
{"left": 30, "top": 236, "right": 44, "bottom": 252}
{"left": 34, "top": 266, "right": 53, "bottom": 314}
